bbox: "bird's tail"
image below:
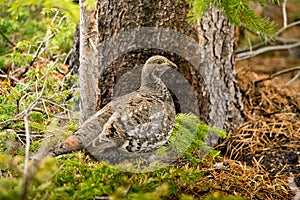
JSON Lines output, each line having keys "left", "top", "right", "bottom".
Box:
{"left": 47, "top": 135, "right": 84, "bottom": 157}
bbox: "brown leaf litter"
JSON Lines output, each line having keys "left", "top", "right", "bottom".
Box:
{"left": 216, "top": 71, "right": 300, "bottom": 199}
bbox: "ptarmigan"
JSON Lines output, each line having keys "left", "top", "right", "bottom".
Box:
{"left": 48, "top": 55, "right": 177, "bottom": 163}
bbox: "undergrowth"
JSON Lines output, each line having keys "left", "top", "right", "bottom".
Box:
{"left": 1, "top": 0, "right": 295, "bottom": 198}
{"left": 0, "top": 112, "right": 231, "bottom": 199}
{"left": 0, "top": 1, "right": 238, "bottom": 199}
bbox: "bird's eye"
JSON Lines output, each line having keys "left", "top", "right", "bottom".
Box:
{"left": 157, "top": 60, "right": 163, "bottom": 64}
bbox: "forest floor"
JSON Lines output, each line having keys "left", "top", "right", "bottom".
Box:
{"left": 216, "top": 51, "right": 300, "bottom": 199}
{"left": 1, "top": 51, "right": 299, "bottom": 200}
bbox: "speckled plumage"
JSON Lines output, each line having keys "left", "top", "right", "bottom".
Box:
{"left": 48, "top": 56, "right": 177, "bottom": 161}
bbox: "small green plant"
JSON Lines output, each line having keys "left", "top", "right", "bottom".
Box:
{"left": 167, "top": 113, "right": 226, "bottom": 158}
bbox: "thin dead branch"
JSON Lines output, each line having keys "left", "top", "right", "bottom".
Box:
{"left": 0, "top": 29, "right": 16, "bottom": 47}
{"left": 285, "top": 71, "right": 300, "bottom": 86}
{"left": 16, "top": 69, "right": 48, "bottom": 200}
{"left": 19, "top": 112, "right": 31, "bottom": 200}
{"left": 29, "top": 33, "right": 56, "bottom": 67}
{"left": 0, "top": 74, "right": 26, "bottom": 86}
{"left": 236, "top": 42, "right": 300, "bottom": 60}
{"left": 253, "top": 66, "right": 300, "bottom": 84}
{"left": 282, "top": 0, "right": 288, "bottom": 28}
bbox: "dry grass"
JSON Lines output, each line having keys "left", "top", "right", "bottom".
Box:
{"left": 216, "top": 70, "right": 299, "bottom": 199}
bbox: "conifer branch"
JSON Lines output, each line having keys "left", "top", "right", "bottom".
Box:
{"left": 186, "top": 0, "right": 278, "bottom": 38}
{"left": 236, "top": 20, "right": 300, "bottom": 54}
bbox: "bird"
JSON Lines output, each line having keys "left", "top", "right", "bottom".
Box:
{"left": 47, "top": 55, "right": 177, "bottom": 163}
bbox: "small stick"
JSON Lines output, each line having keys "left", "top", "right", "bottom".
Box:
{"left": 284, "top": 71, "right": 300, "bottom": 86}
{"left": 282, "top": 0, "right": 288, "bottom": 28}
{"left": 236, "top": 42, "right": 300, "bottom": 60}
{"left": 19, "top": 113, "right": 30, "bottom": 200}
{"left": 0, "top": 74, "right": 26, "bottom": 86}
{"left": 254, "top": 66, "right": 300, "bottom": 84}
{"left": 0, "top": 29, "right": 15, "bottom": 47}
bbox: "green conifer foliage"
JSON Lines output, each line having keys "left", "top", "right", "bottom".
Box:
{"left": 186, "top": 0, "right": 280, "bottom": 39}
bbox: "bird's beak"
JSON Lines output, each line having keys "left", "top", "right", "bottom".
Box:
{"left": 170, "top": 62, "right": 178, "bottom": 70}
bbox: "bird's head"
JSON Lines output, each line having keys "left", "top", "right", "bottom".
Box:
{"left": 142, "top": 56, "right": 177, "bottom": 85}
{"left": 145, "top": 55, "right": 178, "bottom": 71}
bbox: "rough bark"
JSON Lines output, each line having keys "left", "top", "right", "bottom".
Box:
{"left": 68, "top": 25, "right": 80, "bottom": 75}
{"left": 94, "top": 0, "right": 200, "bottom": 112}
{"left": 74, "top": 0, "right": 245, "bottom": 147}
{"left": 196, "top": 7, "right": 245, "bottom": 146}
{"left": 79, "top": 0, "right": 100, "bottom": 123}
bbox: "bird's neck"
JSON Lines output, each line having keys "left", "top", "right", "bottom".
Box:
{"left": 140, "top": 73, "right": 172, "bottom": 101}
{"left": 141, "top": 71, "right": 161, "bottom": 86}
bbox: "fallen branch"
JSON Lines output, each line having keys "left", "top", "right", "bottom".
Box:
{"left": 253, "top": 66, "right": 300, "bottom": 85}
{"left": 236, "top": 41, "right": 300, "bottom": 61}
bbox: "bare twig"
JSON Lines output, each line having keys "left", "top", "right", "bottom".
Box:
{"left": 254, "top": 66, "right": 300, "bottom": 84}
{"left": 94, "top": 197, "right": 111, "bottom": 200}
{"left": 0, "top": 74, "right": 26, "bottom": 86}
{"left": 64, "top": 49, "right": 73, "bottom": 65}
{"left": 19, "top": 111, "right": 31, "bottom": 200}
{"left": 3, "top": 129, "right": 26, "bottom": 145}
{"left": 277, "top": 21, "right": 300, "bottom": 36}
{"left": 16, "top": 133, "right": 47, "bottom": 138}
{"left": 285, "top": 71, "right": 300, "bottom": 86}
{"left": 51, "top": 10, "right": 60, "bottom": 25}
{"left": 53, "top": 114, "right": 79, "bottom": 120}
{"left": 29, "top": 41, "right": 44, "bottom": 67}
{"left": 124, "top": 183, "right": 133, "bottom": 196}
{"left": 282, "top": 0, "right": 288, "bottom": 28}
{"left": 18, "top": 74, "right": 48, "bottom": 200}
{"left": 276, "top": 37, "right": 300, "bottom": 43}
{"left": 236, "top": 41, "right": 300, "bottom": 60}
{"left": 29, "top": 33, "right": 56, "bottom": 66}
{"left": 0, "top": 118, "right": 22, "bottom": 126}
{"left": 41, "top": 98, "right": 74, "bottom": 113}
{"left": 57, "top": 16, "right": 67, "bottom": 26}
{"left": 0, "top": 29, "right": 16, "bottom": 47}
{"left": 45, "top": 164, "right": 65, "bottom": 182}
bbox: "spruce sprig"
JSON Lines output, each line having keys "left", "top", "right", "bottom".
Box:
{"left": 186, "top": 0, "right": 281, "bottom": 39}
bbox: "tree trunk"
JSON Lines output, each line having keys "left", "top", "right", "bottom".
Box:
{"left": 79, "top": 0, "right": 100, "bottom": 124}
{"left": 196, "top": 6, "right": 245, "bottom": 146}
{"left": 76, "top": 0, "right": 245, "bottom": 147}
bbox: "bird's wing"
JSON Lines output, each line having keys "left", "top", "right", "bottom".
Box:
{"left": 91, "top": 92, "right": 175, "bottom": 153}
{"left": 77, "top": 102, "right": 114, "bottom": 147}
